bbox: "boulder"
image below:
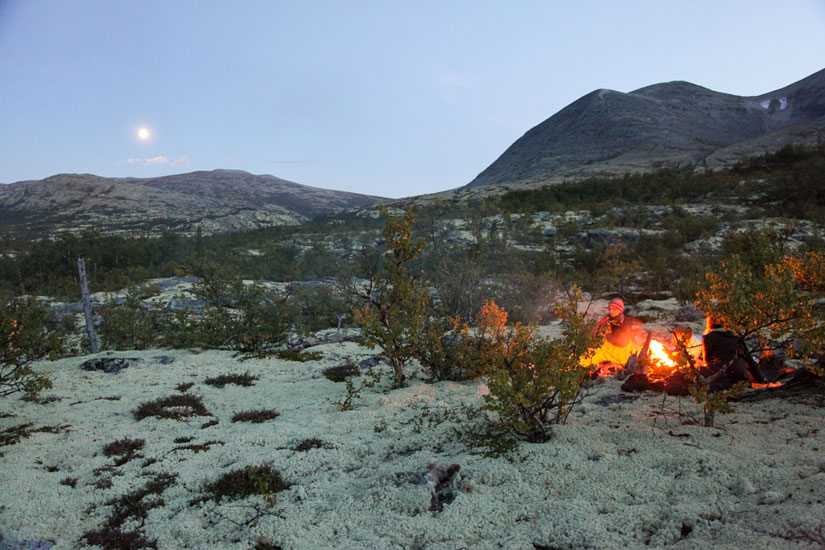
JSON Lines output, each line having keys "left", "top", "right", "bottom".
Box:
{"left": 80, "top": 357, "right": 144, "bottom": 374}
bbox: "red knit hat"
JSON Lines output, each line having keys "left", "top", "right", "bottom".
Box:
{"left": 608, "top": 298, "right": 624, "bottom": 314}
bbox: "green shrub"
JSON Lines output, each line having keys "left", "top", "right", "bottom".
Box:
{"left": 353, "top": 209, "right": 430, "bottom": 387}
{"left": 694, "top": 238, "right": 825, "bottom": 372}
{"left": 323, "top": 361, "right": 359, "bottom": 382}
{"left": 480, "top": 289, "right": 599, "bottom": 443}
{"left": 99, "top": 285, "right": 163, "bottom": 350}
{"left": 133, "top": 394, "right": 211, "bottom": 421}
{"left": 1, "top": 297, "right": 69, "bottom": 397}
{"left": 275, "top": 350, "right": 323, "bottom": 362}
{"left": 416, "top": 315, "right": 495, "bottom": 382}
{"left": 201, "top": 464, "right": 289, "bottom": 506}
{"left": 291, "top": 283, "right": 353, "bottom": 334}
{"left": 203, "top": 372, "right": 258, "bottom": 388}
{"left": 231, "top": 409, "right": 279, "bottom": 423}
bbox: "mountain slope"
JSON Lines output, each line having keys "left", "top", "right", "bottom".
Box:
{"left": 466, "top": 68, "right": 825, "bottom": 188}
{"left": 0, "top": 170, "right": 385, "bottom": 237}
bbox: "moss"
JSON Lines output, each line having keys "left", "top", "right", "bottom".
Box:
{"left": 82, "top": 472, "right": 177, "bottom": 550}
{"left": 60, "top": 477, "right": 78, "bottom": 488}
{"left": 203, "top": 372, "right": 258, "bottom": 388}
{"left": 103, "top": 437, "right": 145, "bottom": 457}
{"left": 293, "top": 438, "right": 329, "bottom": 452}
{"left": 176, "top": 382, "right": 195, "bottom": 392}
{"left": 323, "top": 363, "right": 360, "bottom": 382}
{"left": 21, "top": 394, "right": 62, "bottom": 404}
{"left": 199, "top": 464, "right": 290, "bottom": 504}
{"left": 172, "top": 440, "right": 224, "bottom": 453}
{"left": 133, "top": 394, "right": 211, "bottom": 421}
{"left": 231, "top": 409, "right": 279, "bottom": 423}
{"left": 275, "top": 350, "right": 324, "bottom": 362}
{"left": 0, "top": 423, "right": 70, "bottom": 447}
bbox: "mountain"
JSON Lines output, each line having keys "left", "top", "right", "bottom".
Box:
{"left": 466, "top": 68, "right": 825, "bottom": 188}
{"left": 0, "top": 170, "right": 385, "bottom": 237}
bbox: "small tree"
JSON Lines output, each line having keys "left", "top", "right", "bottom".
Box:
{"left": 353, "top": 209, "right": 429, "bottom": 387}
{"left": 481, "top": 288, "right": 599, "bottom": 443}
{"left": 1, "top": 298, "right": 67, "bottom": 397}
{"left": 99, "top": 284, "right": 162, "bottom": 350}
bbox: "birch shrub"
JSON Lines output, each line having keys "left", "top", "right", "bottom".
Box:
{"left": 353, "top": 209, "right": 429, "bottom": 387}
{"left": 479, "top": 289, "right": 599, "bottom": 443}
{"left": 1, "top": 298, "right": 69, "bottom": 397}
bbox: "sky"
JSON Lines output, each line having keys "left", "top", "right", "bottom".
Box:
{"left": 1, "top": 1, "right": 824, "bottom": 199}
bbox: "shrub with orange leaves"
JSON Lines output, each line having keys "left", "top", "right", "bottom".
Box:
{"left": 417, "top": 301, "right": 513, "bottom": 382}
{"left": 694, "top": 246, "right": 825, "bottom": 375}
{"left": 479, "top": 288, "right": 599, "bottom": 443}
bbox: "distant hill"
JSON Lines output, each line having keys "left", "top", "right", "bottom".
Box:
{"left": 0, "top": 170, "right": 385, "bottom": 237}
{"left": 466, "top": 67, "right": 825, "bottom": 189}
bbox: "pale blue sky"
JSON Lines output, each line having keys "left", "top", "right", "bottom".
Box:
{"left": 1, "top": 1, "right": 824, "bottom": 198}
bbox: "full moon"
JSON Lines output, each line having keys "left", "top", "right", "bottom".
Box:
{"left": 138, "top": 128, "right": 150, "bottom": 140}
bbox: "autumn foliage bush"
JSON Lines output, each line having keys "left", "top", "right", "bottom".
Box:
{"left": 476, "top": 290, "right": 599, "bottom": 442}
{"left": 694, "top": 232, "right": 825, "bottom": 373}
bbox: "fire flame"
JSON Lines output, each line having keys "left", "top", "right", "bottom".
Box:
{"left": 646, "top": 339, "right": 677, "bottom": 378}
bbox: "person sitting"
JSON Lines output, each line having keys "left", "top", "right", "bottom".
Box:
{"left": 586, "top": 298, "right": 644, "bottom": 369}
{"left": 701, "top": 317, "right": 766, "bottom": 390}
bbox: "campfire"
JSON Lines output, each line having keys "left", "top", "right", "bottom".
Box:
{"left": 645, "top": 340, "right": 677, "bottom": 378}
{"left": 590, "top": 331, "right": 788, "bottom": 391}
{"left": 591, "top": 334, "right": 683, "bottom": 379}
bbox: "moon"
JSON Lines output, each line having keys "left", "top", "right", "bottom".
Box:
{"left": 138, "top": 128, "right": 150, "bottom": 140}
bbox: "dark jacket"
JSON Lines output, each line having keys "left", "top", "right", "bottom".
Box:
{"left": 702, "top": 329, "right": 741, "bottom": 366}
{"left": 702, "top": 328, "right": 764, "bottom": 384}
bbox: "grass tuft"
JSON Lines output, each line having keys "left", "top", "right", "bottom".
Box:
{"left": 60, "top": 477, "right": 78, "bottom": 488}
{"left": 275, "top": 350, "right": 324, "bottom": 362}
{"left": 199, "top": 464, "right": 289, "bottom": 504}
{"left": 231, "top": 409, "right": 280, "bottom": 423}
{"left": 133, "top": 394, "right": 211, "bottom": 421}
{"left": 82, "top": 472, "right": 177, "bottom": 550}
{"left": 203, "top": 372, "right": 258, "bottom": 388}
{"left": 176, "top": 382, "right": 195, "bottom": 392}
{"left": 293, "top": 438, "right": 329, "bottom": 452}
{"left": 323, "top": 362, "right": 360, "bottom": 382}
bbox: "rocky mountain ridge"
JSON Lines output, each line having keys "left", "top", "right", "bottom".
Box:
{"left": 0, "top": 170, "right": 385, "bottom": 237}
{"left": 466, "top": 67, "right": 825, "bottom": 189}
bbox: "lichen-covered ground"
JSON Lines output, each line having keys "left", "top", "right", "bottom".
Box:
{"left": 1, "top": 336, "right": 824, "bottom": 549}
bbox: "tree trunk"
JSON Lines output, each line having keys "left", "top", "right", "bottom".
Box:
{"left": 78, "top": 258, "right": 100, "bottom": 354}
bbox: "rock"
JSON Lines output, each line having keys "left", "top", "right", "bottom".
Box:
{"left": 153, "top": 355, "right": 175, "bottom": 365}
{"left": 428, "top": 463, "right": 463, "bottom": 512}
{"left": 359, "top": 356, "right": 386, "bottom": 369}
{"left": 80, "top": 357, "right": 144, "bottom": 374}
{"left": 675, "top": 306, "right": 705, "bottom": 322}
{"left": 167, "top": 299, "right": 210, "bottom": 313}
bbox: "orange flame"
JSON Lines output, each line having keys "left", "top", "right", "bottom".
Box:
{"left": 646, "top": 339, "right": 678, "bottom": 378}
